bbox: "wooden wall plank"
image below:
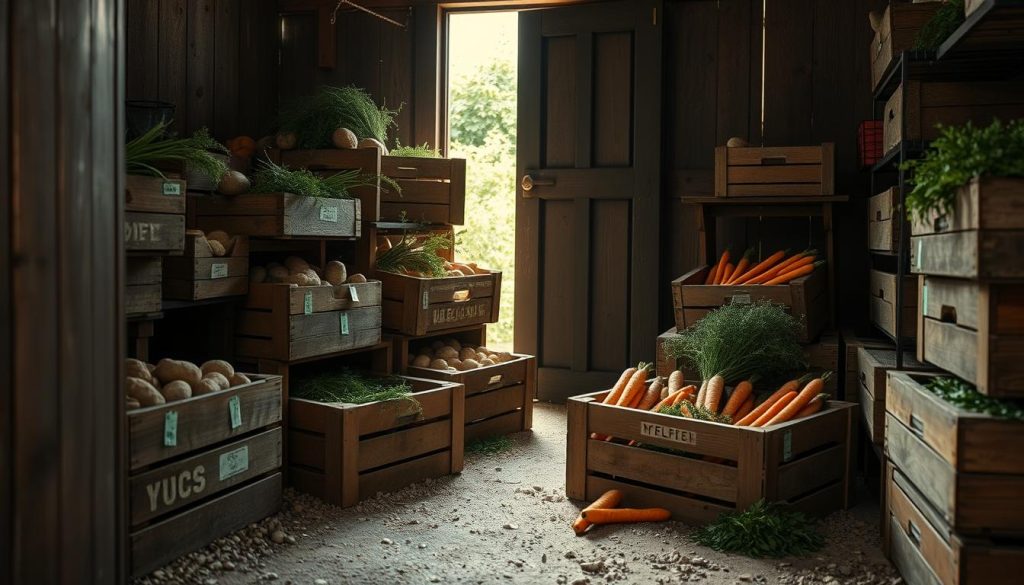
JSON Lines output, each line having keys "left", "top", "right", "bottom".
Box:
{"left": 762, "top": 0, "right": 814, "bottom": 145}
{"left": 159, "top": 0, "right": 189, "bottom": 132}
{"left": 381, "top": 8, "right": 415, "bottom": 148}
{"left": 187, "top": 0, "right": 216, "bottom": 132}
{"left": 214, "top": 0, "right": 241, "bottom": 139}
{"left": 0, "top": 0, "right": 10, "bottom": 578}
{"left": 589, "top": 200, "right": 630, "bottom": 370}
{"left": 126, "top": 0, "right": 159, "bottom": 100}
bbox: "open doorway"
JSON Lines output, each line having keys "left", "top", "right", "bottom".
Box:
{"left": 446, "top": 12, "right": 518, "bottom": 352}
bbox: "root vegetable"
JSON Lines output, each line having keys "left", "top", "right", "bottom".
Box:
{"left": 721, "top": 379, "right": 753, "bottom": 416}
{"left": 275, "top": 132, "right": 297, "bottom": 150}
{"left": 445, "top": 339, "right": 463, "bottom": 351}
{"left": 412, "top": 355, "right": 432, "bottom": 368}
{"left": 228, "top": 373, "right": 252, "bottom": 387}
{"left": 581, "top": 507, "right": 671, "bottom": 525}
{"left": 201, "top": 359, "right": 235, "bottom": 379}
{"left": 460, "top": 359, "right": 480, "bottom": 370}
{"left": 732, "top": 250, "right": 787, "bottom": 284}
{"left": 763, "top": 260, "right": 824, "bottom": 285}
{"left": 437, "top": 346, "right": 459, "bottom": 359}
{"left": 766, "top": 375, "right": 829, "bottom": 425}
{"left": 303, "top": 269, "right": 322, "bottom": 286}
{"left": 667, "top": 370, "right": 684, "bottom": 394}
{"left": 636, "top": 378, "right": 664, "bottom": 410}
{"left": 651, "top": 390, "right": 682, "bottom": 412}
{"left": 206, "top": 230, "right": 231, "bottom": 249}
{"left": 480, "top": 358, "right": 495, "bottom": 366}
{"left": 208, "top": 240, "right": 226, "bottom": 256}
{"left": 753, "top": 391, "right": 798, "bottom": 427}
{"left": 126, "top": 358, "right": 154, "bottom": 384}
{"left": 325, "top": 261, "right": 347, "bottom": 286}
{"left": 603, "top": 367, "right": 637, "bottom": 406}
{"left": 711, "top": 250, "right": 731, "bottom": 284}
{"left": 285, "top": 273, "right": 311, "bottom": 286}
{"left": 447, "top": 358, "right": 463, "bottom": 369}
{"left": 126, "top": 397, "right": 141, "bottom": 410}
{"left": 346, "top": 273, "right": 367, "bottom": 284}
{"left": 735, "top": 396, "right": 756, "bottom": 419}
{"left": 429, "top": 358, "right": 449, "bottom": 370}
{"left": 160, "top": 380, "right": 193, "bottom": 401}
{"left": 572, "top": 489, "right": 623, "bottom": 535}
{"left": 332, "top": 127, "right": 358, "bottom": 149}
{"left": 617, "top": 363, "right": 653, "bottom": 407}
{"left": 190, "top": 378, "right": 221, "bottom": 396}
{"left": 459, "top": 347, "right": 477, "bottom": 360}
{"left": 127, "top": 377, "right": 165, "bottom": 407}
{"left": 203, "top": 372, "right": 231, "bottom": 390}
{"left": 217, "top": 170, "right": 251, "bottom": 195}
{"left": 284, "top": 256, "right": 309, "bottom": 272}
{"left": 154, "top": 359, "right": 202, "bottom": 386}
{"left": 250, "top": 266, "right": 268, "bottom": 283}
{"left": 703, "top": 375, "right": 725, "bottom": 412}
{"left": 735, "top": 375, "right": 810, "bottom": 426}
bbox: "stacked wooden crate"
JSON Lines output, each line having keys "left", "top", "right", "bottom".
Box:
{"left": 125, "top": 175, "right": 187, "bottom": 316}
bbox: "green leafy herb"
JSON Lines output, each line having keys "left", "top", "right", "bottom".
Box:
{"left": 658, "top": 402, "right": 732, "bottom": 424}
{"left": 250, "top": 158, "right": 399, "bottom": 199}
{"left": 926, "top": 376, "right": 1024, "bottom": 420}
{"left": 466, "top": 435, "right": 514, "bottom": 455}
{"left": 125, "top": 121, "right": 229, "bottom": 181}
{"left": 375, "top": 232, "right": 451, "bottom": 277}
{"left": 291, "top": 369, "right": 416, "bottom": 406}
{"left": 662, "top": 302, "right": 806, "bottom": 385}
{"left": 914, "top": 0, "right": 965, "bottom": 50}
{"left": 902, "top": 119, "right": 1024, "bottom": 223}
{"left": 693, "top": 500, "right": 824, "bottom": 558}
{"left": 278, "top": 85, "right": 398, "bottom": 148}
{"left": 391, "top": 141, "right": 440, "bottom": 158}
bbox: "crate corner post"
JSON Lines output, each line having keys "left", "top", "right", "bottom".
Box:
{"left": 738, "top": 427, "right": 766, "bottom": 510}
{"left": 340, "top": 406, "right": 360, "bottom": 508}
{"left": 566, "top": 397, "right": 590, "bottom": 501}
{"left": 451, "top": 382, "right": 466, "bottom": 474}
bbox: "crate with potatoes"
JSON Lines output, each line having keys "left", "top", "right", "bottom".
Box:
{"left": 162, "top": 229, "right": 249, "bottom": 301}
{"left": 125, "top": 173, "right": 187, "bottom": 255}
{"left": 236, "top": 255, "right": 382, "bottom": 362}
{"left": 123, "top": 357, "right": 283, "bottom": 577}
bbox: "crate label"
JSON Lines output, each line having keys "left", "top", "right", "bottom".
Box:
{"left": 349, "top": 285, "right": 360, "bottom": 303}
{"left": 125, "top": 221, "right": 164, "bottom": 243}
{"left": 422, "top": 291, "right": 430, "bottom": 310}
{"left": 729, "top": 293, "right": 752, "bottom": 305}
{"left": 218, "top": 445, "right": 250, "bottom": 481}
{"left": 921, "top": 282, "right": 928, "bottom": 315}
{"left": 163, "top": 411, "right": 178, "bottom": 447}
{"left": 640, "top": 421, "right": 696, "bottom": 446}
{"left": 783, "top": 430, "right": 793, "bottom": 462}
{"left": 488, "top": 374, "right": 503, "bottom": 385}
{"left": 144, "top": 464, "right": 206, "bottom": 513}
{"left": 340, "top": 313, "right": 350, "bottom": 335}
{"left": 161, "top": 181, "right": 182, "bottom": 196}
{"left": 431, "top": 301, "right": 489, "bottom": 326}
{"left": 229, "top": 396, "right": 242, "bottom": 429}
{"left": 210, "top": 262, "right": 229, "bottom": 279}
{"left": 916, "top": 240, "right": 922, "bottom": 270}
{"left": 304, "top": 291, "right": 313, "bottom": 315}
{"left": 319, "top": 205, "right": 339, "bottom": 223}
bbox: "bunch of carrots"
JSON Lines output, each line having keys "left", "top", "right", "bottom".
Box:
{"left": 704, "top": 248, "right": 823, "bottom": 286}
{"left": 571, "top": 489, "right": 671, "bottom": 536}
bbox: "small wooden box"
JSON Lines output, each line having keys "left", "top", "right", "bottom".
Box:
{"left": 883, "top": 81, "right": 1024, "bottom": 155}
{"left": 162, "top": 231, "right": 249, "bottom": 300}
{"left": 125, "top": 212, "right": 186, "bottom": 254}
{"left": 869, "top": 2, "right": 941, "bottom": 93}
{"left": 805, "top": 333, "right": 841, "bottom": 394}
{"left": 125, "top": 174, "right": 187, "bottom": 214}
{"left": 566, "top": 391, "right": 856, "bottom": 525}
{"left": 671, "top": 264, "right": 827, "bottom": 343}
{"left": 377, "top": 270, "right": 502, "bottom": 336}
{"left": 869, "top": 269, "right": 917, "bottom": 340}
{"left": 868, "top": 188, "right": 900, "bottom": 253}
{"left": 917, "top": 275, "right": 1024, "bottom": 397}
{"left": 655, "top": 327, "right": 684, "bottom": 378}
{"left": 236, "top": 281, "right": 383, "bottom": 362}
{"left": 911, "top": 177, "right": 1024, "bottom": 280}
{"left": 194, "top": 192, "right": 361, "bottom": 239}
{"left": 886, "top": 371, "right": 1024, "bottom": 535}
{"left": 126, "top": 257, "right": 162, "bottom": 315}
{"left": 857, "top": 347, "right": 932, "bottom": 446}
{"left": 714, "top": 143, "right": 834, "bottom": 198}
{"left": 380, "top": 156, "right": 466, "bottom": 225}
{"left": 279, "top": 148, "right": 382, "bottom": 222}
{"left": 841, "top": 329, "right": 891, "bottom": 402}
{"left": 287, "top": 375, "right": 465, "bottom": 507}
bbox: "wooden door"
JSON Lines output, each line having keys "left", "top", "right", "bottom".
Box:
{"left": 515, "top": 1, "right": 662, "bottom": 402}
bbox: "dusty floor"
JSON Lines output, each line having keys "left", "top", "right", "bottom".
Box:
{"left": 140, "top": 403, "right": 900, "bottom": 585}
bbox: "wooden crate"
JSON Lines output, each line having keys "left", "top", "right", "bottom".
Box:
{"left": 885, "top": 371, "right": 1024, "bottom": 536}
{"left": 841, "top": 329, "right": 891, "bottom": 402}
{"left": 125, "top": 174, "right": 187, "bottom": 214}
{"left": 126, "top": 211, "right": 185, "bottom": 254}
{"left": 236, "top": 281, "right": 383, "bottom": 362}
{"left": 868, "top": 187, "right": 900, "bottom": 254}
{"left": 805, "top": 333, "right": 841, "bottom": 394}
{"left": 918, "top": 276, "right": 1024, "bottom": 397}
{"left": 870, "top": 269, "right": 917, "bottom": 339}
{"left": 910, "top": 177, "right": 1024, "bottom": 280}
{"left": 713, "top": 143, "right": 834, "bottom": 198}
{"left": 883, "top": 81, "right": 1024, "bottom": 155}
{"left": 126, "top": 256, "right": 162, "bottom": 315}
{"left": 857, "top": 347, "right": 933, "bottom": 446}
{"left": 655, "top": 327, "right": 684, "bottom": 378}
{"left": 869, "top": 2, "right": 941, "bottom": 93}
{"left": 194, "top": 192, "right": 361, "bottom": 239}
{"left": 162, "top": 231, "right": 249, "bottom": 301}
{"left": 671, "top": 264, "right": 827, "bottom": 343}
{"left": 279, "top": 148, "right": 382, "bottom": 222}
{"left": 380, "top": 156, "right": 466, "bottom": 225}
{"left": 287, "top": 375, "right": 465, "bottom": 507}
{"left": 390, "top": 324, "right": 487, "bottom": 373}
{"left": 887, "top": 463, "right": 1024, "bottom": 585}
{"left": 566, "top": 390, "right": 856, "bottom": 525}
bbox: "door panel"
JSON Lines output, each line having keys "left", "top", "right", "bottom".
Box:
{"left": 517, "top": 1, "right": 661, "bottom": 401}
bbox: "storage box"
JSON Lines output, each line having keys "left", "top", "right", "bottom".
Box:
{"left": 235, "top": 281, "right": 383, "bottom": 362}
{"left": 279, "top": 148, "right": 382, "bottom": 222}
{"left": 857, "top": 347, "right": 932, "bottom": 445}
{"left": 917, "top": 276, "right": 1024, "bottom": 397}
{"left": 126, "top": 212, "right": 186, "bottom": 254}
{"left": 868, "top": 188, "right": 900, "bottom": 254}
{"left": 886, "top": 371, "right": 1024, "bottom": 535}
{"left": 869, "top": 2, "right": 941, "bottom": 93}
{"left": 566, "top": 390, "right": 856, "bottom": 525}
{"left": 841, "top": 329, "right": 891, "bottom": 402}
{"left": 671, "top": 264, "right": 827, "bottom": 343}
{"left": 162, "top": 231, "right": 249, "bottom": 301}
{"left": 194, "top": 192, "right": 361, "bottom": 239}
{"left": 714, "top": 143, "right": 834, "bottom": 198}
{"left": 858, "top": 120, "right": 884, "bottom": 168}
{"left": 869, "top": 269, "right": 917, "bottom": 339}
{"left": 287, "top": 375, "right": 465, "bottom": 507}
{"left": 126, "top": 257, "right": 162, "bottom": 315}
{"left": 380, "top": 156, "right": 466, "bottom": 225}
{"left": 126, "top": 174, "right": 187, "bottom": 214}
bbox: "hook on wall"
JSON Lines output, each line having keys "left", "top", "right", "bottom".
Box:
{"left": 331, "top": 0, "right": 408, "bottom": 29}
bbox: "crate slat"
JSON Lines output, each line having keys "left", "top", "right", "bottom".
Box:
{"left": 126, "top": 212, "right": 185, "bottom": 253}
{"left": 194, "top": 193, "right": 360, "bottom": 238}
{"left": 715, "top": 143, "right": 834, "bottom": 198}
{"left": 126, "top": 174, "right": 187, "bottom": 214}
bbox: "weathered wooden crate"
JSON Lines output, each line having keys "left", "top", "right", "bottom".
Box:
{"left": 883, "top": 81, "right": 1024, "bottom": 155}
{"left": 126, "top": 174, "right": 187, "bottom": 214}
{"left": 887, "top": 463, "right": 1024, "bottom": 585}
{"left": 869, "top": 2, "right": 940, "bottom": 93}
{"left": 126, "top": 256, "right": 162, "bottom": 316}
{"left": 390, "top": 324, "right": 487, "bottom": 373}
{"left": 805, "top": 333, "right": 841, "bottom": 394}
{"left": 671, "top": 264, "right": 827, "bottom": 343}
{"left": 655, "top": 327, "right": 684, "bottom": 378}
{"left": 917, "top": 275, "right": 1024, "bottom": 397}
{"left": 162, "top": 231, "right": 249, "bottom": 300}
{"left": 714, "top": 143, "right": 834, "bottom": 197}
{"left": 279, "top": 148, "right": 382, "bottom": 221}
{"left": 236, "top": 281, "right": 383, "bottom": 362}
{"left": 841, "top": 329, "right": 891, "bottom": 402}
{"left": 287, "top": 375, "right": 465, "bottom": 507}
{"left": 870, "top": 269, "right": 917, "bottom": 339}
{"left": 910, "top": 177, "right": 1024, "bottom": 280}
{"left": 194, "top": 192, "right": 361, "bottom": 239}
{"left": 126, "top": 212, "right": 186, "bottom": 254}
{"left": 126, "top": 373, "right": 284, "bottom": 576}
{"left": 857, "top": 347, "right": 933, "bottom": 446}
{"left": 380, "top": 156, "right": 466, "bottom": 225}
{"left": 566, "top": 390, "right": 856, "bottom": 525}
{"left": 868, "top": 187, "right": 900, "bottom": 254}
{"left": 886, "top": 371, "right": 1024, "bottom": 536}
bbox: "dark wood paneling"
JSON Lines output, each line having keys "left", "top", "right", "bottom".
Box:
{"left": 544, "top": 35, "right": 577, "bottom": 168}
{"left": 592, "top": 32, "right": 632, "bottom": 167}
{"left": 589, "top": 200, "right": 630, "bottom": 370}
{"left": 541, "top": 199, "right": 575, "bottom": 368}
{"left": 213, "top": 0, "right": 241, "bottom": 139}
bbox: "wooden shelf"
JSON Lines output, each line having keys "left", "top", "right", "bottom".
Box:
{"left": 681, "top": 195, "right": 848, "bottom": 205}
{"left": 938, "top": 0, "right": 1024, "bottom": 60}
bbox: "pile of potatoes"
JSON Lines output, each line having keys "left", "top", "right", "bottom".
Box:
{"left": 250, "top": 257, "right": 367, "bottom": 288}
{"left": 408, "top": 339, "right": 514, "bottom": 372}
{"left": 125, "top": 358, "right": 252, "bottom": 410}
{"left": 193, "top": 229, "right": 242, "bottom": 257}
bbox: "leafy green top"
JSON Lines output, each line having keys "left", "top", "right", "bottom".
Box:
{"left": 290, "top": 369, "right": 415, "bottom": 406}
{"left": 375, "top": 233, "right": 451, "bottom": 278}
{"left": 125, "top": 121, "right": 228, "bottom": 181}
{"left": 391, "top": 141, "right": 440, "bottom": 158}
{"left": 278, "top": 85, "right": 397, "bottom": 148}
{"left": 693, "top": 500, "right": 824, "bottom": 558}
{"left": 250, "top": 159, "right": 398, "bottom": 200}
{"left": 926, "top": 376, "right": 1024, "bottom": 421}
{"left": 913, "top": 0, "right": 964, "bottom": 50}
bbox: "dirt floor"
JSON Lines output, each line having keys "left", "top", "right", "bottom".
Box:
{"left": 138, "top": 403, "right": 901, "bottom": 585}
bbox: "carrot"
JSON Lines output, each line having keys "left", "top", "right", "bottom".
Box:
{"left": 711, "top": 250, "right": 731, "bottom": 284}
{"left": 581, "top": 507, "right": 671, "bottom": 525}
{"left": 719, "top": 262, "right": 735, "bottom": 285}
{"left": 735, "top": 396, "right": 755, "bottom": 420}
{"left": 636, "top": 378, "right": 664, "bottom": 410}
{"left": 694, "top": 379, "right": 709, "bottom": 407}
{"left": 796, "top": 394, "right": 828, "bottom": 419}
{"left": 721, "top": 379, "right": 753, "bottom": 416}
{"left": 667, "top": 370, "right": 684, "bottom": 395}
{"left": 671, "top": 385, "right": 697, "bottom": 406}
{"left": 704, "top": 263, "right": 719, "bottom": 284}
{"left": 752, "top": 391, "right": 797, "bottom": 426}
{"left": 616, "top": 363, "right": 652, "bottom": 407}
{"left": 731, "top": 249, "right": 787, "bottom": 284}
{"left": 763, "top": 260, "right": 824, "bottom": 286}
{"left": 765, "top": 374, "right": 831, "bottom": 425}
{"left": 747, "top": 255, "right": 814, "bottom": 284}
{"left": 724, "top": 248, "right": 754, "bottom": 284}
{"left": 572, "top": 489, "right": 624, "bottom": 535}
{"left": 734, "top": 376, "right": 809, "bottom": 426}
{"left": 741, "top": 249, "right": 811, "bottom": 283}
{"left": 650, "top": 390, "right": 682, "bottom": 412}
{"left": 603, "top": 367, "right": 637, "bottom": 405}
{"left": 703, "top": 375, "right": 725, "bottom": 413}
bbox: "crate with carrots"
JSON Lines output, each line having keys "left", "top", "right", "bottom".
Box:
{"left": 671, "top": 249, "right": 827, "bottom": 343}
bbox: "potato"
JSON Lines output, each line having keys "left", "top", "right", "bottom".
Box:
{"left": 217, "top": 170, "right": 251, "bottom": 195}
{"left": 126, "top": 358, "right": 154, "bottom": 384}
{"left": 276, "top": 131, "right": 297, "bottom": 150}
{"left": 412, "top": 354, "right": 432, "bottom": 368}
{"left": 285, "top": 272, "right": 311, "bottom": 286}
{"left": 200, "top": 359, "right": 234, "bottom": 379}
{"left": 480, "top": 358, "right": 496, "bottom": 367}
{"left": 496, "top": 351, "right": 513, "bottom": 363}
{"left": 226, "top": 373, "right": 249, "bottom": 387}
{"left": 190, "top": 378, "right": 221, "bottom": 396}
{"left": 436, "top": 346, "right": 459, "bottom": 359}
{"left": 476, "top": 352, "right": 487, "bottom": 362}
{"left": 446, "top": 270, "right": 464, "bottom": 277}
{"left": 250, "top": 266, "right": 268, "bottom": 283}
{"left": 487, "top": 354, "right": 500, "bottom": 363}
{"left": 302, "top": 269, "right": 322, "bottom": 286}
{"left": 324, "top": 260, "right": 347, "bottom": 286}
{"left": 284, "top": 256, "right": 310, "bottom": 272}
{"left": 358, "top": 137, "right": 389, "bottom": 155}
{"left": 153, "top": 358, "right": 202, "bottom": 386}
{"left": 208, "top": 239, "right": 226, "bottom": 257}
{"left": 477, "top": 346, "right": 490, "bottom": 355}
{"left": 203, "top": 372, "right": 231, "bottom": 390}
{"left": 332, "top": 127, "right": 358, "bottom": 149}
{"left": 444, "top": 338, "right": 462, "bottom": 351}
{"left": 346, "top": 273, "right": 367, "bottom": 284}
{"left": 459, "top": 359, "right": 480, "bottom": 370}
{"left": 206, "top": 230, "right": 231, "bottom": 247}
{"left": 126, "top": 397, "right": 141, "bottom": 410}
{"left": 126, "top": 377, "right": 165, "bottom": 407}
{"left": 459, "top": 347, "right": 477, "bottom": 360}
{"left": 429, "top": 358, "right": 449, "bottom": 370}
{"left": 268, "top": 265, "right": 289, "bottom": 282}
{"left": 160, "top": 380, "right": 193, "bottom": 402}
{"left": 447, "top": 358, "right": 462, "bottom": 369}
{"left": 452, "top": 263, "right": 475, "bottom": 275}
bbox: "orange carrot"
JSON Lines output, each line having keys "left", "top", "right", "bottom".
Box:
{"left": 705, "top": 263, "right": 719, "bottom": 284}
{"left": 735, "top": 376, "right": 808, "bottom": 426}
{"left": 763, "top": 260, "right": 824, "bottom": 286}
{"left": 748, "top": 255, "right": 814, "bottom": 284}
{"left": 581, "top": 507, "right": 671, "bottom": 525}
{"left": 572, "top": 489, "right": 624, "bottom": 535}
{"left": 735, "top": 396, "right": 755, "bottom": 420}
{"left": 671, "top": 385, "right": 697, "bottom": 406}
{"left": 766, "top": 374, "right": 830, "bottom": 425}
{"left": 741, "top": 250, "right": 811, "bottom": 284}
{"left": 616, "top": 363, "right": 652, "bottom": 407}
{"left": 796, "top": 394, "right": 828, "bottom": 418}
{"left": 732, "top": 250, "right": 787, "bottom": 284}
{"left": 719, "top": 262, "right": 735, "bottom": 285}
{"left": 703, "top": 375, "right": 725, "bottom": 413}
{"left": 636, "top": 378, "right": 665, "bottom": 410}
{"left": 603, "top": 367, "right": 637, "bottom": 405}
{"left": 753, "top": 391, "right": 798, "bottom": 427}
{"left": 721, "top": 380, "right": 753, "bottom": 416}
{"left": 711, "top": 250, "right": 731, "bottom": 284}
{"left": 724, "top": 249, "right": 754, "bottom": 284}
{"left": 651, "top": 390, "right": 682, "bottom": 412}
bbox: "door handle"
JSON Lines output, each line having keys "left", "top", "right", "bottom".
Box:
{"left": 521, "top": 174, "right": 555, "bottom": 195}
